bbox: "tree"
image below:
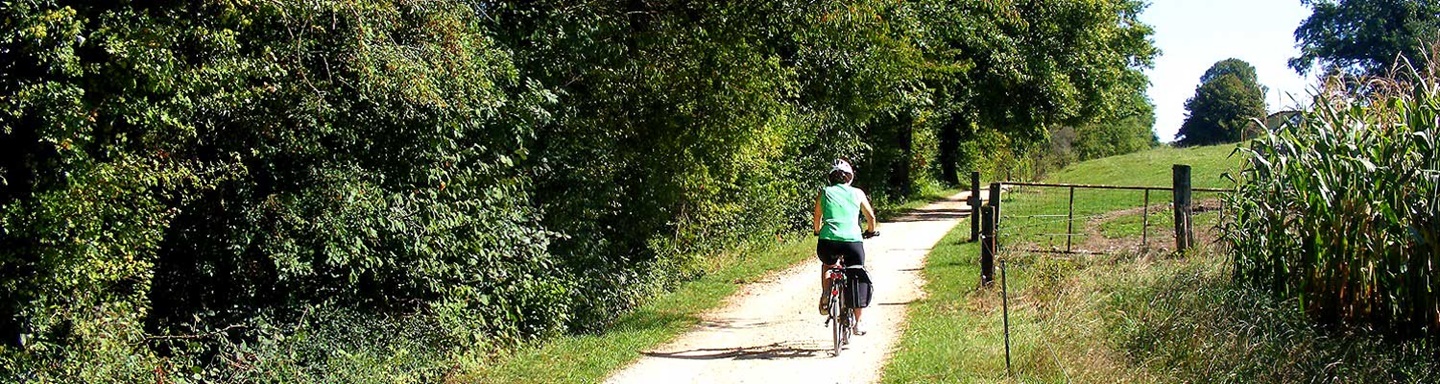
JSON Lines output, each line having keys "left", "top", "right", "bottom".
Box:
{"left": 1176, "top": 59, "right": 1268, "bottom": 146}
{"left": 1074, "top": 96, "right": 1159, "bottom": 160}
{"left": 924, "top": 0, "right": 1158, "bottom": 185}
{"left": 1202, "top": 57, "right": 1263, "bottom": 85}
{"left": 1291, "top": 0, "right": 1440, "bottom": 76}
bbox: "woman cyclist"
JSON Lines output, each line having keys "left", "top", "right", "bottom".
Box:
{"left": 813, "top": 159, "right": 878, "bottom": 335}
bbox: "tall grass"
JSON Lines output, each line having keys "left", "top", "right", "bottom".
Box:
{"left": 1226, "top": 53, "right": 1440, "bottom": 339}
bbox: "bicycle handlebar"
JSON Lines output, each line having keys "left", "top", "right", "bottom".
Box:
{"left": 812, "top": 230, "right": 881, "bottom": 239}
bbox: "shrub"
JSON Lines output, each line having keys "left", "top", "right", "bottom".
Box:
{"left": 0, "top": 1, "right": 568, "bottom": 378}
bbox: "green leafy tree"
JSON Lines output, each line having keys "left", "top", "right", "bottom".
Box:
{"left": 1177, "top": 59, "right": 1268, "bottom": 146}
{"left": 1074, "top": 96, "right": 1159, "bottom": 160}
{"left": 482, "top": 0, "right": 936, "bottom": 326}
{"left": 925, "top": 0, "right": 1158, "bottom": 184}
{"left": 1291, "top": 0, "right": 1440, "bottom": 76}
{"left": 2, "top": 1, "right": 568, "bottom": 379}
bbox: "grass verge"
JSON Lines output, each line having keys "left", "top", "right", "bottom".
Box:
{"left": 880, "top": 143, "right": 1439, "bottom": 382}
{"left": 1108, "top": 249, "right": 1440, "bottom": 382}
{"left": 884, "top": 236, "right": 1440, "bottom": 383}
{"left": 463, "top": 238, "right": 815, "bottom": 383}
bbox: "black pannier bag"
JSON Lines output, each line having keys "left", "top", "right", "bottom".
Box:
{"left": 844, "top": 267, "right": 873, "bottom": 308}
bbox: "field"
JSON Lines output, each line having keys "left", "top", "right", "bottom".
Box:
{"left": 995, "top": 145, "right": 1235, "bottom": 255}
{"left": 880, "top": 143, "right": 1440, "bottom": 383}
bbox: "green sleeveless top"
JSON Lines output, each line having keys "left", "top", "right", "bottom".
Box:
{"left": 819, "top": 184, "right": 863, "bottom": 242}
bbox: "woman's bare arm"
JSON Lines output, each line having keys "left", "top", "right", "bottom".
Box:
{"left": 859, "top": 192, "right": 878, "bottom": 233}
{"left": 813, "top": 191, "right": 824, "bottom": 235}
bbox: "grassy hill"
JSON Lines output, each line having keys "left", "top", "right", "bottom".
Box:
{"left": 880, "top": 143, "right": 1439, "bottom": 383}
{"left": 1044, "top": 144, "right": 1238, "bottom": 188}
{"left": 998, "top": 143, "right": 1240, "bottom": 253}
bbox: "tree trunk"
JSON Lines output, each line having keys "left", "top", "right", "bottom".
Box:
{"left": 889, "top": 113, "right": 914, "bottom": 197}
{"left": 938, "top": 113, "right": 963, "bottom": 186}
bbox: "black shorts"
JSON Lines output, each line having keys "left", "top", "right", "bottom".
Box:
{"left": 816, "top": 239, "right": 865, "bottom": 267}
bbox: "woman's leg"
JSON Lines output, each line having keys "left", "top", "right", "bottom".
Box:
{"left": 854, "top": 308, "right": 864, "bottom": 334}
{"left": 817, "top": 241, "right": 834, "bottom": 315}
{"left": 819, "top": 263, "right": 828, "bottom": 306}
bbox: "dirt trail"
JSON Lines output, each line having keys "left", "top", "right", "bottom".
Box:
{"left": 604, "top": 192, "right": 975, "bottom": 384}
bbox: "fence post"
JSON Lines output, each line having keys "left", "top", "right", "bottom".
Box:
{"left": 989, "top": 182, "right": 1002, "bottom": 219}
{"left": 1001, "top": 259, "right": 1012, "bottom": 376}
{"left": 1142, "top": 189, "right": 1150, "bottom": 250}
{"left": 1172, "top": 164, "right": 1193, "bottom": 253}
{"left": 989, "top": 182, "right": 1002, "bottom": 257}
{"left": 970, "top": 171, "right": 981, "bottom": 242}
{"left": 1066, "top": 186, "right": 1075, "bottom": 253}
{"left": 981, "top": 205, "right": 996, "bottom": 285}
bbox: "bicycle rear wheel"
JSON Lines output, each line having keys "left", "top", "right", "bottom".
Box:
{"left": 843, "top": 308, "right": 855, "bottom": 345}
{"left": 830, "top": 295, "right": 842, "bottom": 356}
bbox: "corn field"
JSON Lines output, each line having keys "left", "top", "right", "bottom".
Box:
{"left": 1225, "top": 56, "right": 1440, "bottom": 339}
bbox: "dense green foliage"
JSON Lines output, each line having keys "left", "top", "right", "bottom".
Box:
{"left": 0, "top": 0, "right": 1156, "bottom": 380}
{"left": 1292, "top": 0, "right": 1440, "bottom": 76}
{"left": 1, "top": 1, "right": 568, "bottom": 380}
{"left": 1226, "top": 60, "right": 1440, "bottom": 340}
{"left": 1073, "top": 97, "right": 1160, "bottom": 161}
{"left": 929, "top": 0, "right": 1159, "bottom": 184}
{"left": 1176, "top": 59, "right": 1268, "bottom": 146}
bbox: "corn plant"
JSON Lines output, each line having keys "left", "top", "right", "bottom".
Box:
{"left": 1225, "top": 54, "right": 1440, "bottom": 340}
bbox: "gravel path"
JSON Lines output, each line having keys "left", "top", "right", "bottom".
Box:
{"left": 604, "top": 192, "right": 974, "bottom": 384}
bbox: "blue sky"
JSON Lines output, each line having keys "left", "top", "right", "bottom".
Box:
{"left": 1140, "top": 0, "right": 1316, "bottom": 142}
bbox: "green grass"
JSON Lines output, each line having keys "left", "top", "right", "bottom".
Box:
{"left": 998, "top": 144, "right": 1240, "bottom": 251}
{"left": 880, "top": 143, "right": 1440, "bottom": 382}
{"left": 1099, "top": 210, "right": 1218, "bottom": 239}
{"left": 463, "top": 238, "right": 816, "bottom": 383}
{"left": 1107, "top": 250, "right": 1440, "bottom": 382}
{"left": 877, "top": 227, "right": 1004, "bottom": 382}
{"left": 881, "top": 221, "right": 1159, "bottom": 383}
{"left": 1043, "top": 144, "right": 1239, "bottom": 188}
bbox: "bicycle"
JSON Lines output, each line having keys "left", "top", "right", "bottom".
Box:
{"left": 824, "top": 230, "right": 878, "bottom": 356}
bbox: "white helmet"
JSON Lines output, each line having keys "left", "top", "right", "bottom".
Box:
{"left": 831, "top": 159, "right": 854, "bottom": 174}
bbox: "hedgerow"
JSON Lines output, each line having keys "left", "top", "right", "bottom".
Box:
{"left": 0, "top": 1, "right": 1155, "bottom": 380}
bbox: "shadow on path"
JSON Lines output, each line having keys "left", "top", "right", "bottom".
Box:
{"left": 695, "top": 318, "right": 775, "bottom": 331}
{"left": 874, "top": 300, "right": 915, "bottom": 306}
{"left": 888, "top": 208, "right": 971, "bottom": 223}
{"left": 641, "top": 341, "right": 830, "bottom": 361}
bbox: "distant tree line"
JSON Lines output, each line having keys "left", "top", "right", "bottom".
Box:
{"left": 0, "top": 1, "right": 1157, "bottom": 379}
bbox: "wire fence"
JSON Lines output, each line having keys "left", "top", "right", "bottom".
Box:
{"left": 976, "top": 168, "right": 1233, "bottom": 376}
{"left": 994, "top": 182, "right": 1228, "bottom": 256}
